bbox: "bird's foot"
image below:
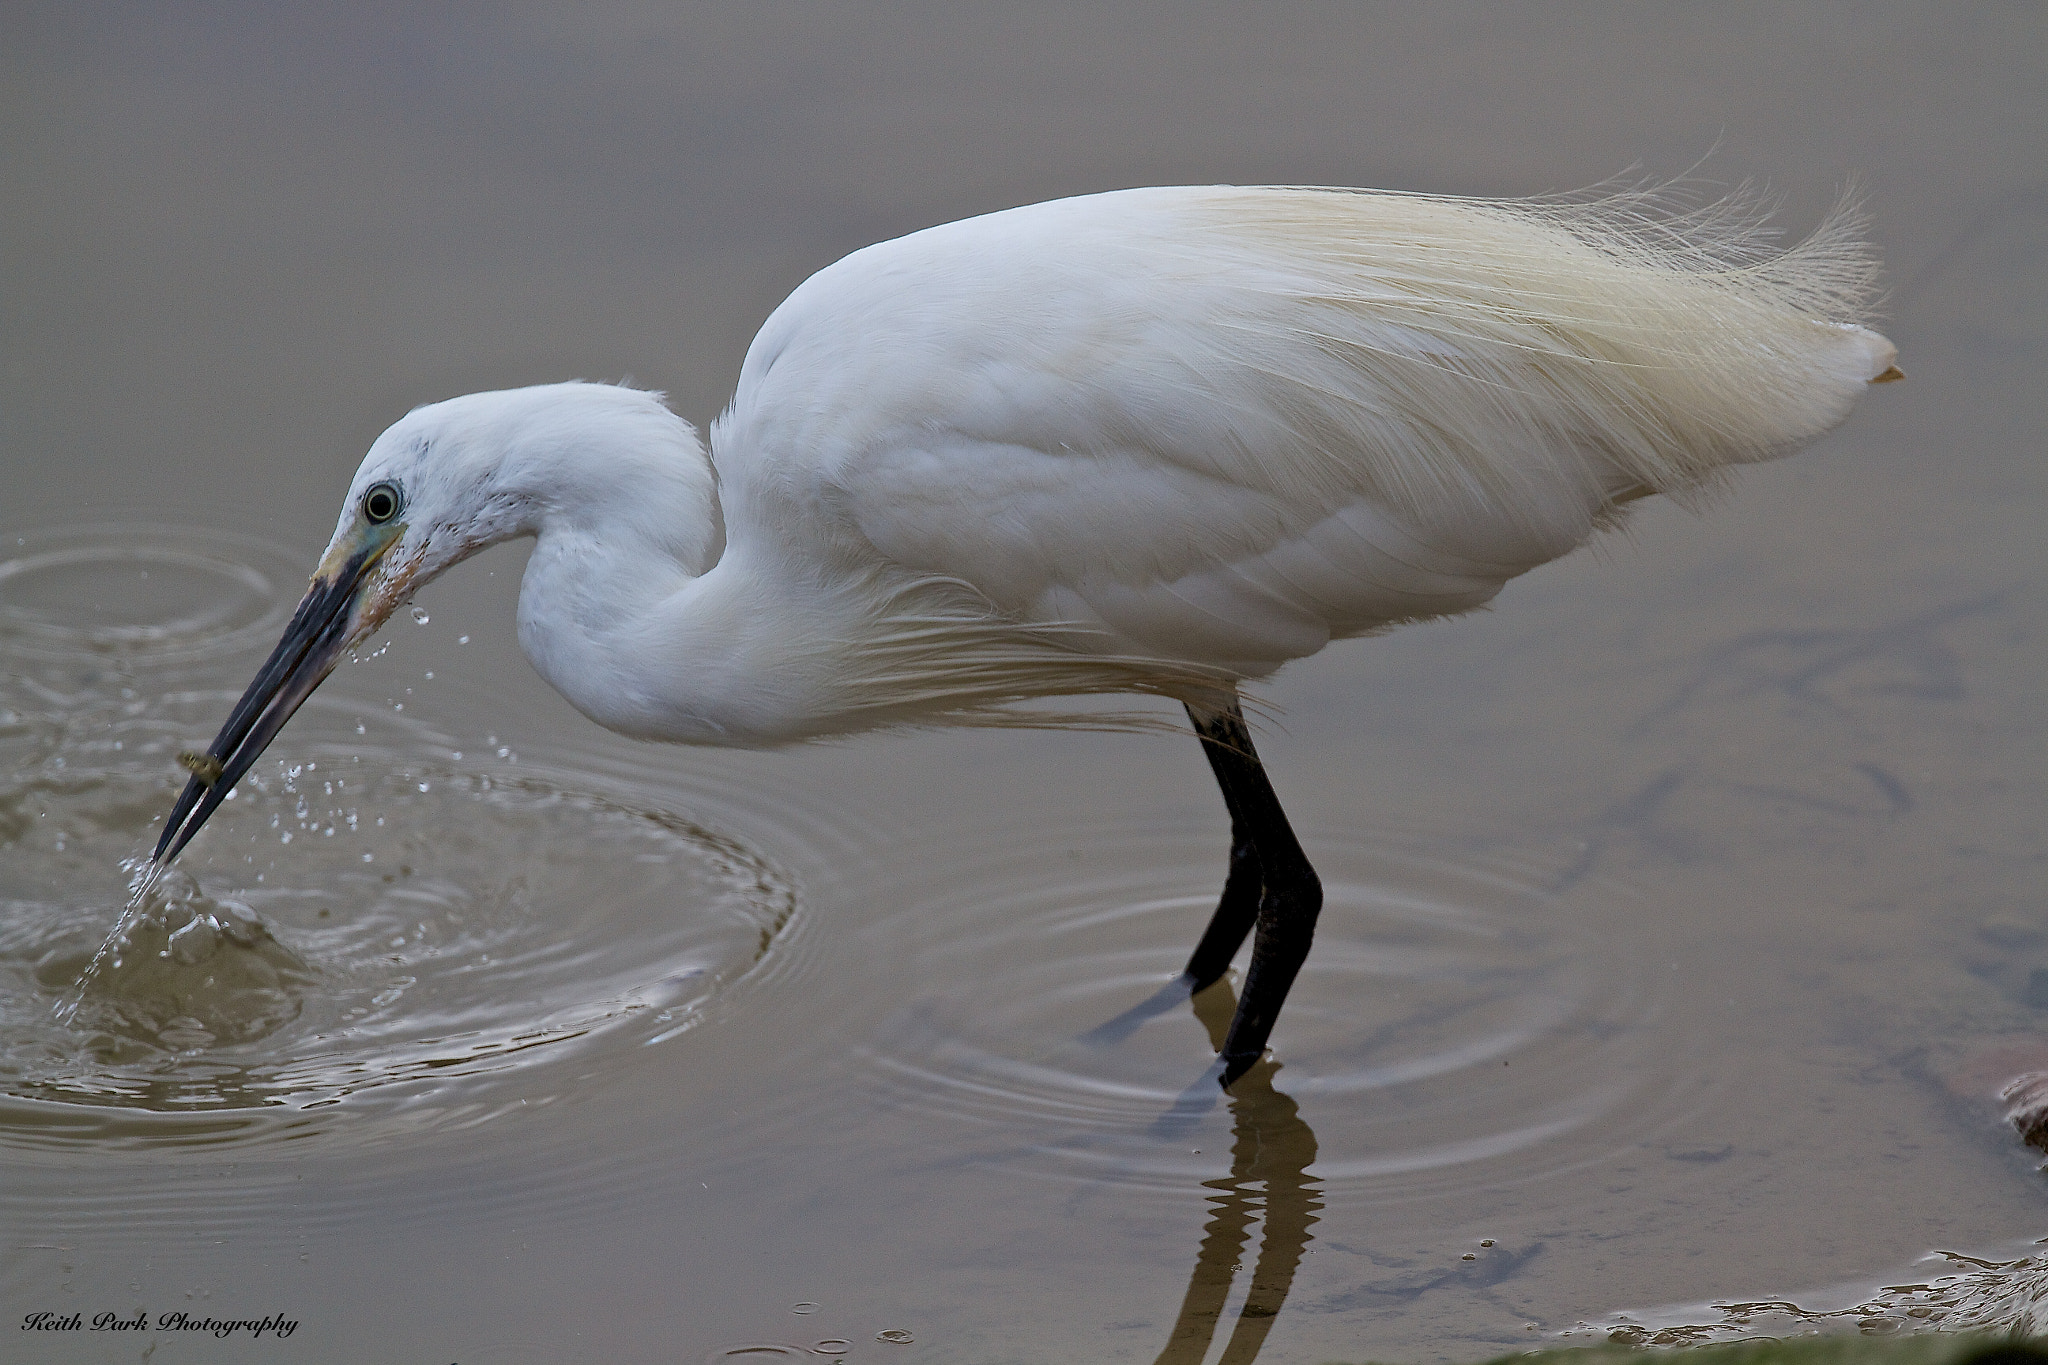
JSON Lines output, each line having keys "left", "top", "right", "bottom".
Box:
{"left": 1218, "top": 1047, "right": 1267, "bottom": 1092}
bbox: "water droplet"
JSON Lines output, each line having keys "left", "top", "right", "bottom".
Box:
{"left": 876, "top": 1329, "right": 914, "bottom": 1344}
{"left": 790, "top": 1303, "right": 818, "bottom": 1315}
{"left": 458, "top": 634, "right": 470, "bottom": 644}
{"left": 812, "top": 1341, "right": 850, "bottom": 1356}
{"left": 409, "top": 605, "right": 429, "bottom": 625}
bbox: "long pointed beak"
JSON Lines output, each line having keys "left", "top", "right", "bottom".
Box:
{"left": 151, "top": 532, "right": 400, "bottom": 868}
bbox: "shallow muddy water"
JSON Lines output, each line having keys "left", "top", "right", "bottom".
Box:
{"left": 3, "top": 6, "right": 2045, "bottom": 1362}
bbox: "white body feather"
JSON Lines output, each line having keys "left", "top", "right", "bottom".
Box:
{"left": 343, "top": 185, "right": 1895, "bottom": 745}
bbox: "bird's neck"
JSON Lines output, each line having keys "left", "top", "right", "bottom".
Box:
{"left": 515, "top": 499, "right": 852, "bottom": 747}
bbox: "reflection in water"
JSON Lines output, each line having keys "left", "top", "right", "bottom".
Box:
{"left": 1152, "top": 980, "right": 1322, "bottom": 1365}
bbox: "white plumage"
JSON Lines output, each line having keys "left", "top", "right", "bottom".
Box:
{"left": 399, "top": 183, "right": 1891, "bottom": 743}
{"left": 154, "top": 182, "right": 1897, "bottom": 1081}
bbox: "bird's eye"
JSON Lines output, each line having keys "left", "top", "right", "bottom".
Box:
{"left": 362, "top": 482, "right": 403, "bottom": 525}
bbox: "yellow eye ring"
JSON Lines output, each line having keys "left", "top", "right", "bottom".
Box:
{"left": 362, "top": 482, "right": 403, "bottom": 525}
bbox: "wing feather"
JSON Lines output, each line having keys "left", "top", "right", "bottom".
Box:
{"left": 710, "top": 183, "right": 1889, "bottom": 692}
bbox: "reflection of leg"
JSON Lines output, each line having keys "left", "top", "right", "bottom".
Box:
{"left": 1215, "top": 1066, "right": 1321, "bottom": 1365}
{"left": 1184, "top": 702, "right": 1323, "bottom": 1088}
{"left": 1187, "top": 974, "right": 1236, "bottom": 1052}
{"left": 1152, "top": 980, "right": 1322, "bottom": 1365}
{"left": 1149, "top": 1177, "right": 1256, "bottom": 1365}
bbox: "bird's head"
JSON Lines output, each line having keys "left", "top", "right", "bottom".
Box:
{"left": 151, "top": 382, "right": 706, "bottom": 868}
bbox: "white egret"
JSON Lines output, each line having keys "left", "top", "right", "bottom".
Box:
{"left": 153, "top": 183, "right": 1898, "bottom": 1087}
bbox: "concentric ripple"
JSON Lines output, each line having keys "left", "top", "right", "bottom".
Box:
{"left": 0, "top": 527, "right": 798, "bottom": 1148}
{"left": 851, "top": 823, "right": 1692, "bottom": 1197}
{"left": 1, "top": 736, "right": 795, "bottom": 1143}
{"left": 0, "top": 524, "right": 302, "bottom": 666}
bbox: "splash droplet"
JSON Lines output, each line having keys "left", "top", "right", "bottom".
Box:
{"left": 409, "top": 605, "right": 429, "bottom": 625}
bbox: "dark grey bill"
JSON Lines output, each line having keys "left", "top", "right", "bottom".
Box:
{"left": 151, "top": 544, "right": 379, "bottom": 867}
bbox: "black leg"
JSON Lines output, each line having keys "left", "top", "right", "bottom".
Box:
{"left": 1184, "top": 701, "right": 1322, "bottom": 1090}
{"left": 1183, "top": 720, "right": 1263, "bottom": 991}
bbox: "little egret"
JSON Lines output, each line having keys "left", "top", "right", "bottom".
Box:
{"left": 152, "top": 184, "right": 1897, "bottom": 1087}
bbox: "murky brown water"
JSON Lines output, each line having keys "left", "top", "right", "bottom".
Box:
{"left": 3, "top": 6, "right": 2044, "bottom": 1362}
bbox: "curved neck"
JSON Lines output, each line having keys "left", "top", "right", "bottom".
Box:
{"left": 515, "top": 531, "right": 849, "bottom": 746}
{"left": 497, "top": 407, "right": 835, "bottom": 746}
{"left": 460, "top": 393, "right": 792, "bottom": 744}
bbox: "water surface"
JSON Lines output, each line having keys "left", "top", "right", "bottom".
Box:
{"left": 3, "top": 6, "right": 2044, "bottom": 1362}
